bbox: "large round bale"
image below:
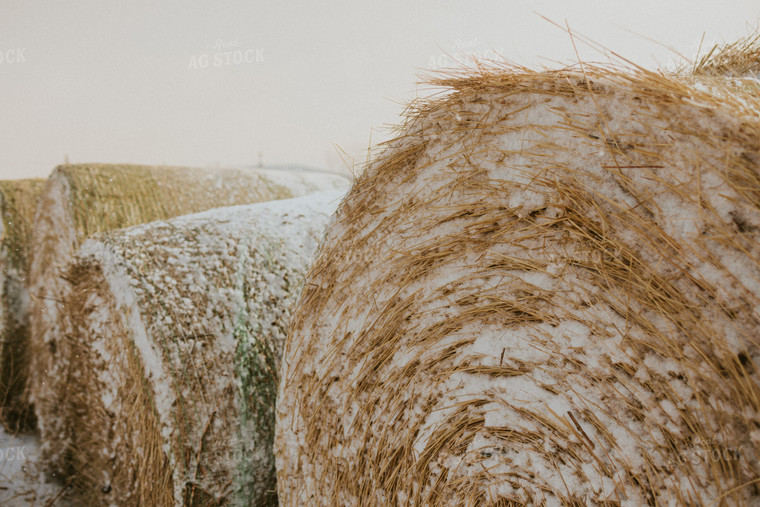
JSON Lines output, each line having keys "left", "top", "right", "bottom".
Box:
{"left": 38, "top": 190, "right": 343, "bottom": 506}
{"left": 276, "top": 66, "right": 760, "bottom": 505}
{"left": 0, "top": 178, "right": 46, "bottom": 430}
{"left": 27, "top": 164, "right": 348, "bottom": 441}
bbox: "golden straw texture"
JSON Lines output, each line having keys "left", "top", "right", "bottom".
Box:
{"left": 0, "top": 178, "right": 45, "bottom": 431}
{"left": 27, "top": 163, "right": 348, "bottom": 466}
{"left": 276, "top": 65, "right": 760, "bottom": 505}
{"left": 39, "top": 191, "right": 343, "bottom": 506}
{"left": 693, "top": 30, "right": 760, "bottom": 78}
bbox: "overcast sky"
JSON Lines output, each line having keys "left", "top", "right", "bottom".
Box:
{"left": 2, "top": 1, "right": 759, "bottom": 180}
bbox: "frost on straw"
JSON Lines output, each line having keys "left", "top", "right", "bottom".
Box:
{"left": 0, "top": 178, "right": 45, "bottom": 431}
{"left": 275, "top": 64, "right": 760, "bottom": 505}
{"left": 36, "top": 190, "right": 343, "bottom": 506}
{"left": 27, "top": 163, "right": 349, "bottom": 463}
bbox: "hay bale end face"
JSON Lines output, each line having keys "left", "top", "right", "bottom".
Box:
{"left": 276, "top": 67, "right": 760, "bottom": 505}
{"left": 0, "top": 178, "right": 46, "bottom": 431}
{"left": 38, "top": 190, "right": 343, "bottom": 505}
{"left": 27, "top": 163, "right": 348, "bottom": 460}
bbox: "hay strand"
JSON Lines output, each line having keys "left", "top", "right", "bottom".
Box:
{"left": 693, "top": 29, "right": 760, "bottom": 78}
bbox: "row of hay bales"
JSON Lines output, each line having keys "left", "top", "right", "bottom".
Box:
{"left": 0, "top": 163, "right": 348, "bottom": 504}
{"left": 2, "top": 34, "right": 759, "bottom": 506}
{"left": 275, "top": 44, "right": 760, "bottom": 505}
{"left": 0, "top": 164, "right": 347, "bottom": 432}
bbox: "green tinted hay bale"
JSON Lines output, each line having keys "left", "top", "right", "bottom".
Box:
{"left": 0, "top": 178, "right": 45, "bottom": 430}
{"left": 275, "top": 66, "right": 760, "bottom": 505}
{"left": 28, "top": 163, "right": 348, "bottom": 460}
{"left": 38, "top": 190, "right": 343, "bottom": 506}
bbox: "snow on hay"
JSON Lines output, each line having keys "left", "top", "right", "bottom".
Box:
{"left": 26, "top": 163, "right": 348, "bottom": 466}
{"left": 37, "top": 190, "right": 344, "bottom": 506}
{"left": 275, "top": 63, "right": 760, "bottom": 505}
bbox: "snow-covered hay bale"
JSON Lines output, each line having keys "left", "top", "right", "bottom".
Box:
{"left": 38, "top": 190, "right": 342, "bottom": 506}
{"left": 276, "top": 66, "right": 760, "bottom": 505}
{"left": 27, "top": 163, "right": 347, "bottom": 440}
{"left": 0, "top": 178, "right": 45, "bottom": 430}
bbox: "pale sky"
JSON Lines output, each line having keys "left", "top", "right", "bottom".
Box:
{"left": 2, "top": 1, "right": 759, "bottom": 180}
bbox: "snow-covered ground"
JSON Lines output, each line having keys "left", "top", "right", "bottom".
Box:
{"left": 0, "top": 426, "right": 69, "bottom": 506}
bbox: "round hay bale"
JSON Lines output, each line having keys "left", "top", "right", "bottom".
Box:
{"left": 27, "top": 163, "right": 348, "bottom": 453}
{"left": 276, "top": 67, "right": 760, "bottom": 505}
{"left": 39, "top": 190, "right": 343, "bottom": 505}
{"left": 0, "top": 178, "right": 46, "bottom": 431}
